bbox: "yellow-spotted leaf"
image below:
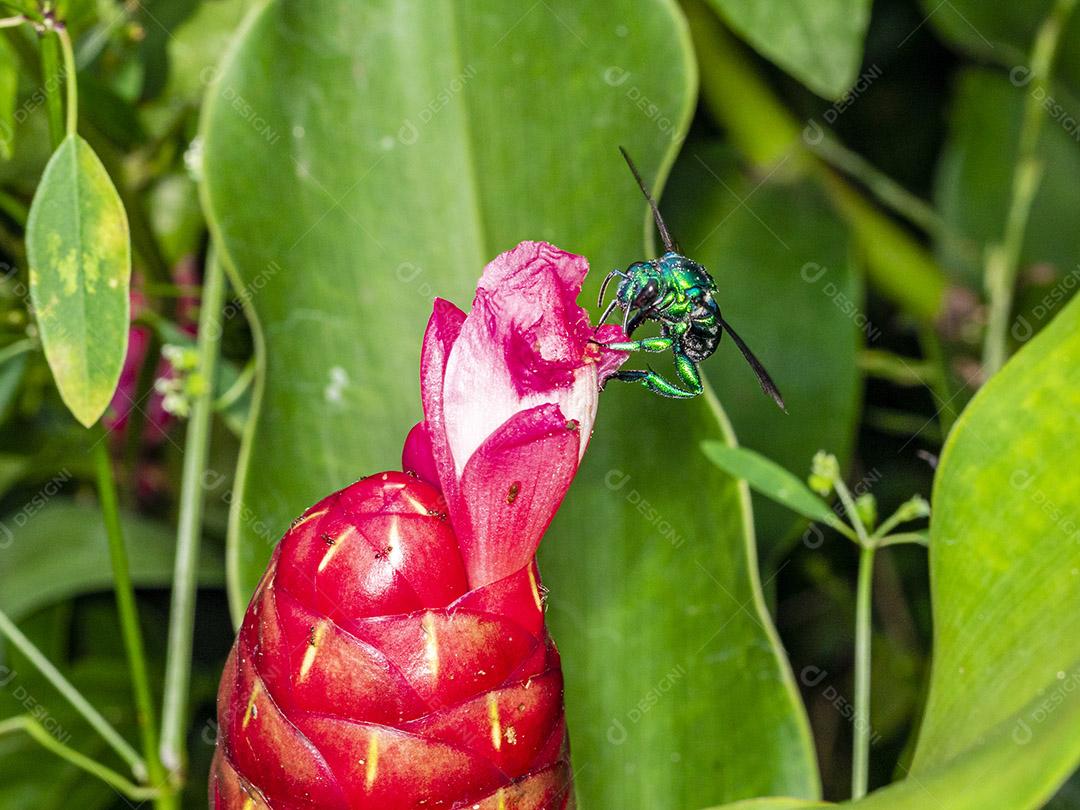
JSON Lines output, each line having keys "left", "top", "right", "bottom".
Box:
{"left": 26, "top": 135, "right": 131, "bottom": 427}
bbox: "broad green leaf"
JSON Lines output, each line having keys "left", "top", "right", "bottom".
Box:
{"left": 200, "top": 0, "right": 698, "bottom": 618}
{"left": 202, "top": 0, "right": 819, "bottom": 804}
{"left": 26, "top": 135, "right": 131, "bottom": 428}
{"left": 0, "top": 501, "right": 224, "bottom": 621}
{"left": 665, "top": 143, "right": 860, "bottom": 551}
{"left": 701, "top": 441, "right": 848, "bottom": 532}
{"left": 0, "top": 36, "right": 17, "bottom": 160}
{"left": 707, "top": 659, "right": 1080, "bottom": 809}
{"left": 704, "top": 0, "right": 873, "bottom": 99}
{"left": 934, "top": 70, "right": 1080, "bottom": 289}
{"left": 908, "top": 293, "right": 1080, "bottom": 786}
{"left": 705, "top": 800, "right": 830, "bottom": 810}
{"left": 545, "top": 394, "right": 818, "bottom": 806}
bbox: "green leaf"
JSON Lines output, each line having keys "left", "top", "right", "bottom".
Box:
{"left": 665, "top": 142, "right": 861, "bottom": 551}
{"left": 704, "top": 0, "right": 873, "bottom": 99}
{"left": 918, "top": 0, "right": 1080, "bottom": 101}
{"left": 0, "top": 36, "right": 17, "bottom": 161}
{"left": 708, "top": 658, "right": 1080, "bottom": 808}
{"left": 934, "top": 69, "right": 1080, "bottom": 289}
{"left": 545, "top": 396, "right": 819, "bottom": 806}
{"left": 201, "top": 0, "right": 819, "bottom": 805}
{"left": 908, "top": 292, "right": 1080, "bottom": 794}
{"left": 200, "top": 0, "right": 697, "bottom": 617}
{"left": 0, "top": 501, "right": 224, "bottom": 621}
{"left": 704, "top": 800, "right": 831, "bottom": 810}
{"left": 26, "top": 135, "right": 131, "bottom": 428}
{"left": 701, "top": 441, "right": 847, "bottom": 532}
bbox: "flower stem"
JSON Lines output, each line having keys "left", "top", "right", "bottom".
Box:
{"left": 55, "top": 22, "right": 77, "bottom": 137}
{"left": 38, "top": 28, "right": 63, "bottom": 149}
{"left": 833, "top": 476, "right": 871, "bottom": 548}
{"left": 160, "top": 249, "right": 227, "bottom": 783}
{"left": 0, "top": 607, "right": 144, "bottom": 777}
{"left": 806, "top": 132, "right": 947, "bottom": 239}
{"left": 0, "top": 716, "right": 163, "bottom": 801}
{"left": 982, "top": 0, "right": 1077, "bottom": 376}
{"left": 852, "top": 543, "right": 876, "bottom": 799}
{"left": 93, "top": 441, "right": 173, "bottom": 805}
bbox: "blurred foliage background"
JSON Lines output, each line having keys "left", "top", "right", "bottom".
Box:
{"left": 0, "top": 0, "right": 1079, "bottom": 808}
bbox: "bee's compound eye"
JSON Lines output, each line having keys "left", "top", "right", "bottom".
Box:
{"left": 633, "top": 279, "right": 660, "bottom": 309}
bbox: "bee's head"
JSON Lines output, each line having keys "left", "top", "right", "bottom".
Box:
{"left": 597, "top": 262, "right": 667, "bottom": 334}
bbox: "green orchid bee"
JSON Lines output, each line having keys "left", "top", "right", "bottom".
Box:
{"left": 597, "top": 148, "right": 786, "bottom": 410}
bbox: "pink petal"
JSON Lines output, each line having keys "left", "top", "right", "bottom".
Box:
{"left": 401, "top": 421, "right": 439, "bottom": 487}
{"left": 455, "top": 403, "right": 580, "bottom": 588}
{"left": 419, "top": 298, "right": 466, "bottom": 509}
{"left": 443, "top": 242, "right": 614, "bottom": 477}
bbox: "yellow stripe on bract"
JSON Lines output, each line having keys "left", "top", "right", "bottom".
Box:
{"left": 497, "top": 788, "right": 507, "bottom": 810}
{"left": 292, "top": 508, "right": 327, "bottom": 531}
{"left": 487, "top": 693, "right": 502, "bottom": 751}
{"left": 241, "top": 799, "right": 254, "bottom": 810}
{"left": 318, "top": 525, "right": 356, "bottom": 573}
{"left": 421, "top": 611, "right": 439, "bottom": 678}
{"left": 242, "top": 683, "right": 262, "bottom": 729}
{"left": 402, "top": 492, "right": 430, "bottom": 514}
{"left": 364, "top": 733, "right": 379, "bottom": 790}
{"left": 528, "top": 566, "right": 542, "bottom": 612}
{"left": 299, "top": 622, "right": 328, "bottom": 681}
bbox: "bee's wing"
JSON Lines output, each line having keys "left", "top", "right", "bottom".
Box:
{"left": 717, "top": 314, "right": 786, "bottom": 412}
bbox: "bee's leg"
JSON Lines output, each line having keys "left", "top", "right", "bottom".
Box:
{"left": 607, "top": 353, "right": 702, "bottom": 399}
{"left": 608, "top": 368, "right": 698, "bottom": 398}
{"left": 600, "top": 336, "right": 673, "bottom": 353}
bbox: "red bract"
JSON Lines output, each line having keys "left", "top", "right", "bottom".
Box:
{"left": 211, "top": 242, "right": 625, "bottom": 809}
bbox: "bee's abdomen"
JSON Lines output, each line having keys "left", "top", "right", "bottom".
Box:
{"left": 683, "top": 320, "right": 720, "bottom": 362}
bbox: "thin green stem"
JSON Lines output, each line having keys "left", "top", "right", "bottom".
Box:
{"left": 873, "top": 509, "right": 924, "bottom": 541}
{"left": 55, "top": 23, "right": 77, "bottom": 137}
{"left": 918, "top": 324, "right": 959, "bottom": 438}
{"left": 0, "top": 716, "right": 163, "bottom": 801}
{"left": 0, "top": 337, "right": 35, "bottom": 365}
{"left": 982, "top": 0, "right": 1078, "bottom": 375}
{"left": 876, "top": 532, "right": 929, "bottom": 549}
{"left": 0, "top": 607, "right": 144, "bottom": 777}
{"left": 92, "top": 442, "right": 172, "bottom": 803}
{"left": 833, "top": 476, "right": 872, "bottom": 548}
{"left": 214, "top": 358, "right": 255, "bottom": 412}
{"left": 852, "top": 544, "right": 876, "bottom": 799}
{"left": 858, "top": 349, "right": 939, "bottom": 388}
{"left": 0, "top": 187, "right": 29, "bottom": 225}
{"left": 807, "top": 133, "right": 948, "bottom": 239}
{"left": 38, "top": 29, "right": 63, "bottom": 149}
{"left": 160, "top": 250, "right": 227, "bottom": 783}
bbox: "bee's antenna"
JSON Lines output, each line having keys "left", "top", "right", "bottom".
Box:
{"left": 597, "top": 298, "right": 619, "bottom": 326}
{"left": 717, "top": 314, "right": 786, "bottom": 412}
{"left": 597, "top": 269, "right": 625, "bottom": 307}
{"left": 619, "top": 146, "right": 678, "bottom": 253}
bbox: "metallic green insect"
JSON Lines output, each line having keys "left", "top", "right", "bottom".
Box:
{"left": 597, "top": 147, "right": 785, "bottom": 409}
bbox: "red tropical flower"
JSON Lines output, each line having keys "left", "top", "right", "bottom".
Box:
{"left": 211, "top": 242, "right": 625, "bottom": 809}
